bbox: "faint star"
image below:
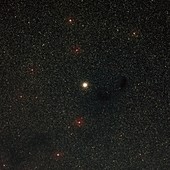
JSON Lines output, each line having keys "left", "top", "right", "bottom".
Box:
{"left": 52, "top": 151, "right": 64, "bottom": 160}
{"left": 70, "top": 45, "right": 82, "bottom": 55}
{"left": 129, "top": 29, "right": 141, "bottom": 38}
{"left": 132, "top": 31, "right": 138, "bottom": 37}
{"left": 73, "top": 117, "right": 85, "bottom": 128}
{"left": 26, "top": 64, "right": 39, "bottom": 76}
{"left": 19, "top": 95, "right": 23, "bottom": 99}
{"left": 66, "top": 16, "right": 76, "bottom": 25}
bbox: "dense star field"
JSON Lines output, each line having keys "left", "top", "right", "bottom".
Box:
{"left": 0, "top": 0, "right": 169, "bottom": 169}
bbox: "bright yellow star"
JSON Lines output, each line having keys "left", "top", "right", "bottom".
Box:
{"left": 82, "top": 82, "right": 89, "bottom": 88}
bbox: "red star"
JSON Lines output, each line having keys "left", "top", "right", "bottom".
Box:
{"left": 70, "top": 45, "right": 82, "bottom": 55}
{"left": 73, "top": 116, "right": 85, "bottom": 128}
{"left": 26, "top": 65, "right": 38, "bottom": 76}
{"left": 66, "top": 16, "right": 76, "bottom": 25}
{"left": 0, "top": 155, "right": 10, "bottom": 170}
{"left": 51, "top": 151, "right": 64, "bottom": 161}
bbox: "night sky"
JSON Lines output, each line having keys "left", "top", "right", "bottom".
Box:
{"left": 0, "top": 0, "right": 169, "bottom": 169}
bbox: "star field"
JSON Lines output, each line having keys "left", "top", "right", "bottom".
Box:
{"left": 0, "top": 0, "right": 169, "bottom": 169}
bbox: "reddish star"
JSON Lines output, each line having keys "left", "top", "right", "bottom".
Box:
{"left": 51, "top": 151, "right": 64, "bottom": 161}
{"left": 0, "top": 160, "right": 7, "bottom": 170}
{"left": 0, "top": 155, "right": 10, "bottom": 170}
{"left": 70, "top": 45, "right": 82, "bottom": 55}
{"left": 66, "top": 16, "right": 76, "bottom": 25}
{"left": 73, "top": 116, "right": 85, "bottom": 128}
{"left": 26, "top": 65, "right": 38, "bottom": 76}
{"left": 15, "top": 92, "right": 27, "bottom": 102}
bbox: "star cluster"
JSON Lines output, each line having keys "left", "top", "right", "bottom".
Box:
{"left": 0, "top": 0, "right": 169, "bottom": 169}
